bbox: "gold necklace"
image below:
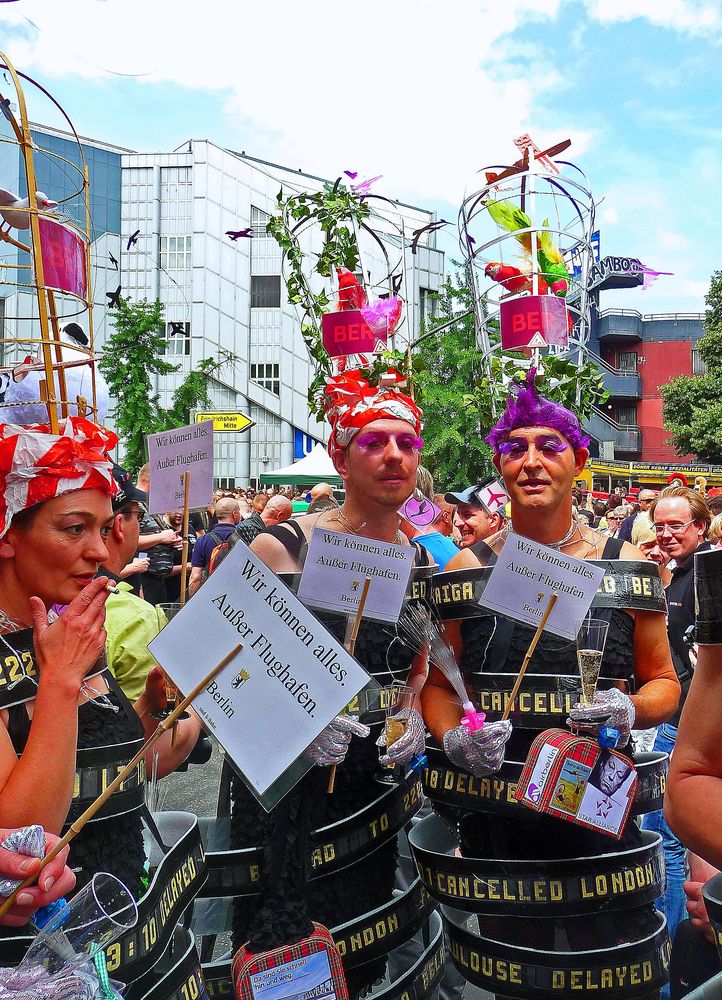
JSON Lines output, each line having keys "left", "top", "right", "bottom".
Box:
{"left": 330, "top": 508, "right": 404, "bottom": 545}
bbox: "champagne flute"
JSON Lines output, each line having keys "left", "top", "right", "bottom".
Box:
{"left": 575, "top": 615, "right": 609, "bottom": 707}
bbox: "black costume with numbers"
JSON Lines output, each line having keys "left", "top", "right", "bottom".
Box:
{"left": 5, "top": 671, "right": 146, "bottom": 900}
{"left": 231, "top": 520, "right": 429, "bottom": 997}
{"left": 421, "top": 535, "right": 670, "bottom": 999}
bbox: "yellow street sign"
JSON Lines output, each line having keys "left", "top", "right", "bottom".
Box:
{"left": 195, "top": 411, "right": 255, "bottom": 433}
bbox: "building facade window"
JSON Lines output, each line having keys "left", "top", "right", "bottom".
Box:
{"left": 163, "top": 321, "right": 191, "bottom": 356}
{"left": 250, "top": 275, "right": 281, "bottom": 308}
{"left": 160, "top": 235, "right": 192, "bottom": 270}
{"left": 617, "top": 351, "right": 638, "bottom": 372}
{"left": 692, "top": 349, "right": 707, "bottom": 375}
{"left": 420, "top": 287, "right": 438, "bottom": 326}
{"left": 251, "top": 206, "right": 270, "bottom": 238}
{"left": 215, "top": 477, "right": 237, "bottom": 490}
{"left": 250, "top": 362, "right": 280, "bottom": 395}
{"left": 617, "top": 405, "right": 637, "bottom": 426}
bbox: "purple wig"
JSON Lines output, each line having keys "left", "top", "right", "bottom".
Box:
{"left": 486, "top": 369, "right": 590, "bottom": 452}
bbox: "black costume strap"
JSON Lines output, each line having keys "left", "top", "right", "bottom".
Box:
{"left": 432, "top": 560, "right": 667, "bottom": 620}
{"left": 468, "top": 674, "right": 633, "bottom": 729}
{"left": 422, "top": 745, "right": 667, "bottom": 818}
{"left": 0, "top": 627, "right": 106, "bottom": 710}
{"left": 262, "top": 520, "right": 308, "bottom": 563}
{"left": 125, "top": 928, "right": 208, "bottom": 1000}
{"left": 201, "top": 774, "right": 424, "bottom": 898}
{"left": 0, "top": 813, "right": 208, "bottom": 990}
{"left": 444, "top": 905, "right": 670, "bottom": 998}
{"left": 410, "top": 813, "right": 664, "bottom": 917}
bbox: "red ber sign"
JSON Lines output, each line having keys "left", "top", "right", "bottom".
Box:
{"left": 500, "top": 294, "right": 569, "bottom": 350}
{"left": 322, "top": 310, "right": 379, "bottom": 357}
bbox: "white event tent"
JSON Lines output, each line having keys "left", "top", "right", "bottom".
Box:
{"left": 259, "top": 443, "right": 342, "bottom": 486}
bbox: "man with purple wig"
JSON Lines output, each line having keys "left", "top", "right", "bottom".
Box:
{"left": 421, "top": 371, "right": 680, "bottom": 997}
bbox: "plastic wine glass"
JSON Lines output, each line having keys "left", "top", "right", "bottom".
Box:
{"left": 12, "top": 872, "right": 137, "bottom": 981}
{"left": 575, "top": 615, "right": 609, "bottom": 707}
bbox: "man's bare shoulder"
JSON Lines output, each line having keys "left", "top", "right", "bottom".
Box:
{"left": 445, "top": 546, "right": 484, "bottom": 572}
{"left": 250, "top": 526, "right": 301, "bottom": 573}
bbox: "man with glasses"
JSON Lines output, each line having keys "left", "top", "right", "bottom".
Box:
{"left": 642, "top": 485, "right": 713, "bottom": 968}
{"left": 603, "top": 508, "right": 626, "bottom": 536}
{"left": 618, "top": 488, "right": 658, "bottom": 542}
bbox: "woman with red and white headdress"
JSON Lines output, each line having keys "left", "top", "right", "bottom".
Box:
{"left": 0, "top": 416, "right": 195, "bottom": 906}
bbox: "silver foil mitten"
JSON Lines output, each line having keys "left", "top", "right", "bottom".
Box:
{"left": 376, "top": 707, "right": 426, "bottom": 766}
{"left": 307, "top": 715, "right": 371, "bottom": 767}
{"left": 443, "top": 719, "right": 512, "bottom": 777}
{"left": 568, "top": 688, "right": 636, "bottom": 746}
{"left": 0, "top": 825, "right": 45, "bottom": 897}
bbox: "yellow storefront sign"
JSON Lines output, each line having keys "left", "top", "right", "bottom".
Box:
{"left": 195, "top": 411, "right": 255, "bottom": 433}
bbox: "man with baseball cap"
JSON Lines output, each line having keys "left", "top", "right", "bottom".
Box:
{"left": 445, "top": 481, "right": 508, "bottom": 548}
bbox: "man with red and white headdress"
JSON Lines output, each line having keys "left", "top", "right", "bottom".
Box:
{"left": 230, "top": 370, "right": 432, "bottom": 994}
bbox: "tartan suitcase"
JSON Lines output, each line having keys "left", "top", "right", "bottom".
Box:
{"left": 232, "top": 921, "right": 349, "bottom": 1000}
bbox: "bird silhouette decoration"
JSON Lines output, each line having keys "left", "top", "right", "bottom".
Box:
{"left": 126, "top": 229, "right": 141, "bottom": 250}
{"left": 226, "top": 228, "right": 253, "bottom": 240}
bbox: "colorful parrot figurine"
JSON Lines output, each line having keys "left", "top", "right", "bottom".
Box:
{"left": 537, "top": 221, "right": 571, "bottom": 297}
{"left": 335, "top": 266, "right": 368, "bottom": 311}
{"left": 484, "top": 199, "right": 533, "bottom": 256}
{"left": 485, "top": 262, "right": 549, "bottom": 296}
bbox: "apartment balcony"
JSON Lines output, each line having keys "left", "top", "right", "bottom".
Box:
{"left": 597, "top": 309, "right": 643, "bottom": 343}
{"left": 584, "top": 407, "right": 642, "bottom": 456}
{"left": 587, "top": 350, "right": 642, "bottom": 399}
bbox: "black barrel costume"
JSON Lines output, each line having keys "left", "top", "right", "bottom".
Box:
{"left": 411, "top": 538, "right": 673, "bottom": 999}
{"left": 229, "top": 520, "right": 430, "bottom": 998}
{"left": 0, "top": 630, "right": 209, "bottom": 999}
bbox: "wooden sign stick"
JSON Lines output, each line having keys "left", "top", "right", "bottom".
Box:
{"left": 171, "top": 471, "right": 192, "bottom": 748}
{"left": 327, "top": 576, "right": 372, "bottom": 794}
{"left": 501, "top": 594, "right": 558, "bottom": 723}
{"left": 0, "top": 644, "right": 242, "bottom": 920}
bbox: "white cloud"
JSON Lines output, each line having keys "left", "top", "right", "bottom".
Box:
{"left": 583, "top": 0, "right": 722, "bottom": 34}
{"left": 1, "top": 0, "right": 572, "bottom": 203}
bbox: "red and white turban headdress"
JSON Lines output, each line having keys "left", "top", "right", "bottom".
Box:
{"left": 323, "top": 369, "right": 423, "bottom": 454}
{"left": 0, "top": 416, "right": 118, "bottom": 538}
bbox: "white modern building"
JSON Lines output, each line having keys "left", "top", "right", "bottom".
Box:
{"left": 1, "top": 123, "right": 444, "bottom": 485}
{"left": 120, "top": 143, "right": 444, "bottom": 485}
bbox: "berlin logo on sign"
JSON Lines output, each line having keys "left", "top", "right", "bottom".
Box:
{"left": 322, "top": 310, "right": 385, "bottom": 358}
{"left": 500, "top": 294, "right": 569, "bottom": 351}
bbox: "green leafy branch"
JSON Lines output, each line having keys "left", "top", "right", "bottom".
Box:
{"left": 267, "top": 180, "right": 380, "bottom": 417}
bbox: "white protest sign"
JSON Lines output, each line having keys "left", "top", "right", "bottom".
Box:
{"left": 298, "top": 528, "right": 415, "bottom": 623}
{"left": 148, "top": 538, "right": 373, "bottom": 810}
{"left": 147, "top": 420, "right": 214, "bottom": 514}
{"left": 480, "top": 531, "right": 605, "bottom": 640}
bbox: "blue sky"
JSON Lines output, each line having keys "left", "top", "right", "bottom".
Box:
{"left": 1, "top": 0, "right": 719, "bottom": 313}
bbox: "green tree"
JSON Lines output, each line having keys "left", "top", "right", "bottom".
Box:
{"left": 661, "top": 271, "right": 722, "bottom": 463}
{"left": 100, "top": 297, "right": 235, "bottom": 474}
{"left": 414, "top": 268, "right": 495, "bottom": 490}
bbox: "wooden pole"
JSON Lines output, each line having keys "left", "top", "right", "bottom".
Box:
{"left": 327, "top": 576, "right": 372, "bottom": 794}
{"left": 0, "top": 645, "right": 242, "bottom": 920}
{"left": 501, "top": 594, "right": 557, "bottom": 722}
{"left": 170, "top": 472, "right": 192, "bottom": 748}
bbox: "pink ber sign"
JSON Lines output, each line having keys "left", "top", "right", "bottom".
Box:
{"left": 322, "top": 310, "right": 379, "bottom": 357}
{"left": 38, "top": 218, "right": 88, "bottom": 299}
{"left": 500, "top": 294, "right": 569, "bottom": 350}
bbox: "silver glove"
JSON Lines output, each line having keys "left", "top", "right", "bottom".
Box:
{"left": 568, "top": 688, "right": 636, "bottom": 746}
{"left": 306, "top": 714, "right": 371, "bottom": 767}
{"left": 442, "top": 719, "right": 512, "bottom": 777}
{"left": 376, "top": 707, "right": 426, "bottom": 766}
